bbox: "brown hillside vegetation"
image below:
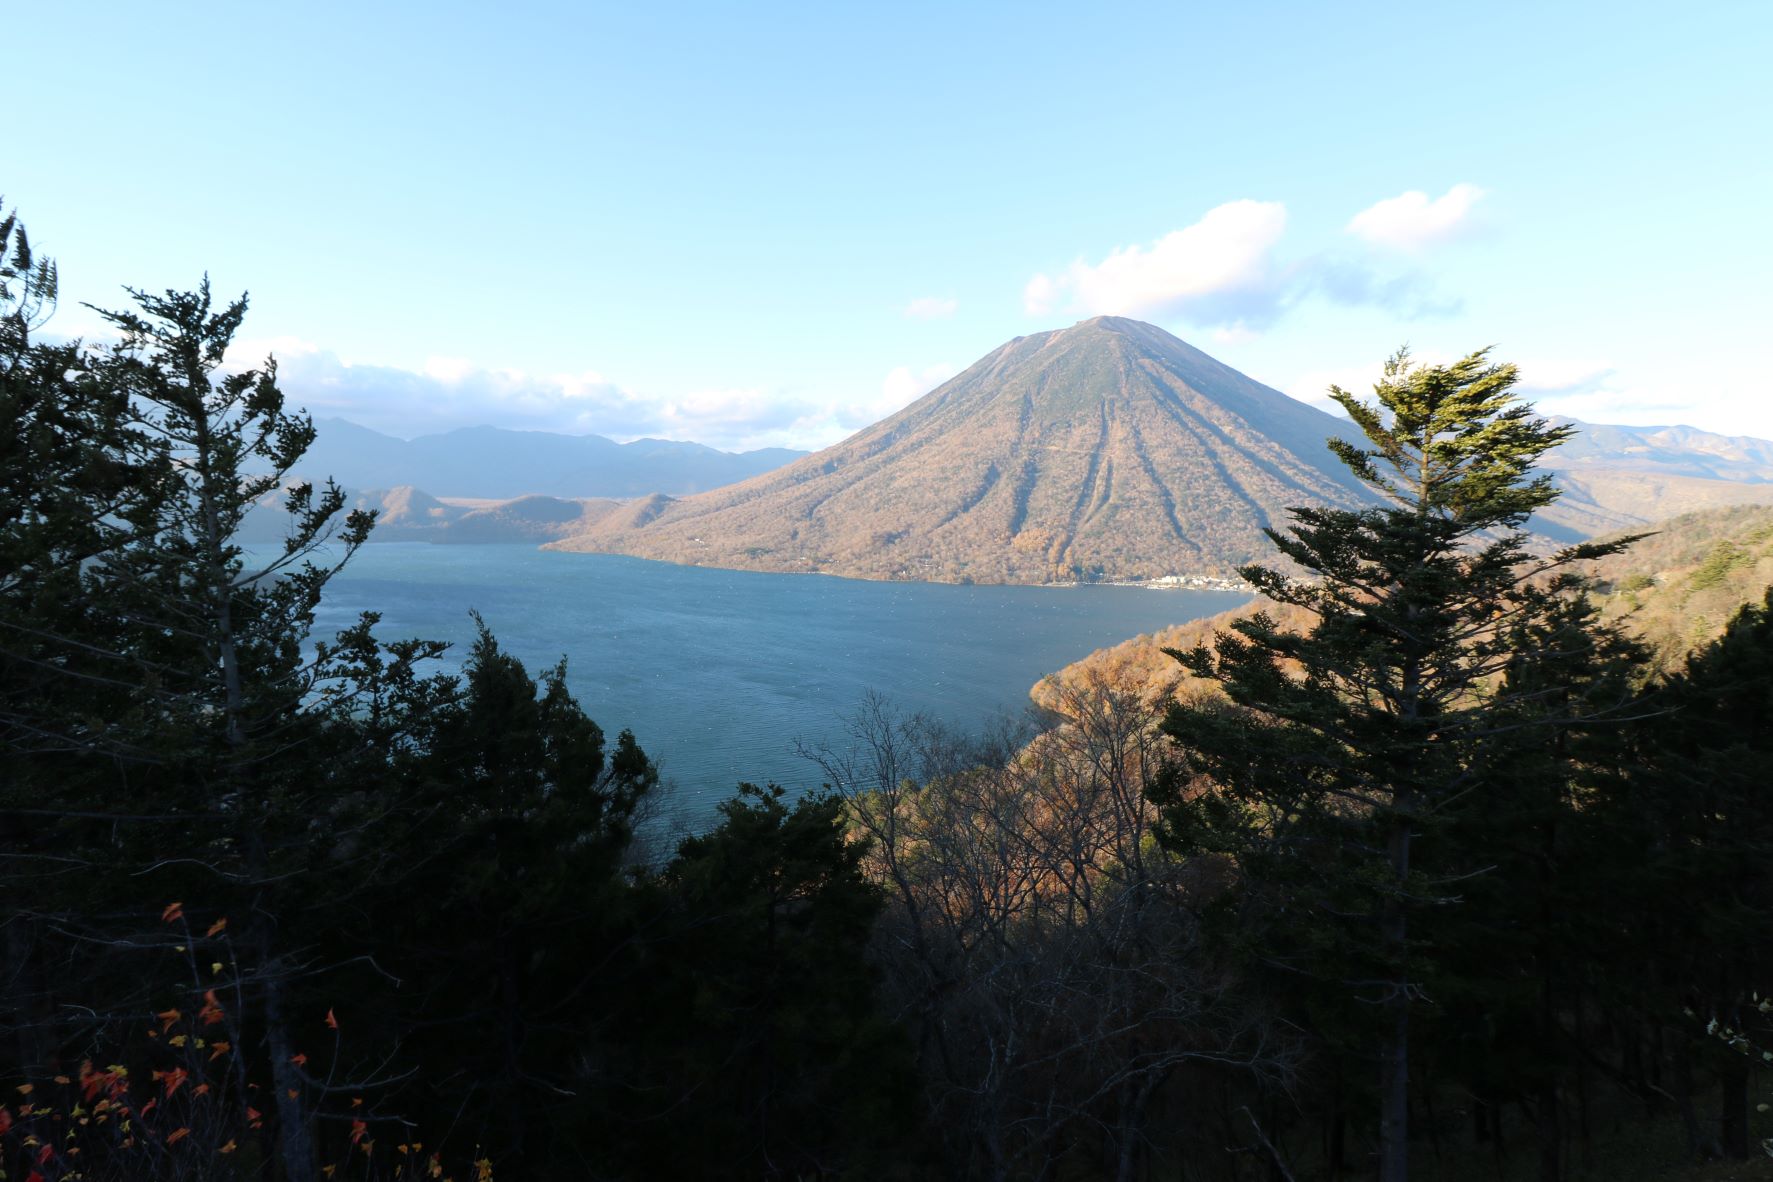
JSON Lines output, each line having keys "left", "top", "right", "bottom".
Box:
{"left": 1031, "top": 598, "right": 1313, "bottom": 712}
{"left": 1037, "top": 504, "right": 1773, "bottom": 710}
{"left": 1582, "top": 503, "right": 1773, "bottom": 665}
{"left": 547, "top": 317, "right": 1376, "bottom": 582}
{"left": 348, "top": 486, "right": 624, "bottom": 543}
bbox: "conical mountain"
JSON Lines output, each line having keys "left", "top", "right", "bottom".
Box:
{"left": 548, "top": 317, "right": 1372, "bottom": 583}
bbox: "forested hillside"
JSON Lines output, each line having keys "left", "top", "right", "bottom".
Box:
{"left": 1584, "top": 504, "right": 1773, "bottom": 664}
{"left": 1047, "top": 503, "right": 1773, "bottom": 696}
{"left": 8, "top": 209, "right": 1773, "bottom": 1182}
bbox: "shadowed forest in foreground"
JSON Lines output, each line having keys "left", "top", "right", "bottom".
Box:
{"left": 5, "top": 212, "right": 1773, "bottom": 1182}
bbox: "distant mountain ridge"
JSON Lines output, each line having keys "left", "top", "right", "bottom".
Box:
{"left": 286, "top": 419, "right": 805, "bottom": 500}
{"left": 270, "top": 328, "right": 1773, "bottom": 564}
{"left": 1547, "top": 419, "right": 1773, "bottom": 483}
{"left": 541, "top": 319, "right": 1773, "bottom": 583}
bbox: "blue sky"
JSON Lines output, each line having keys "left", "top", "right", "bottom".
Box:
{"left": 9, "top": 1, "right": 1770, "bottom": 449}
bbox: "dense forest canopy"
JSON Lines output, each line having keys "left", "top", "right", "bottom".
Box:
{"left": 5, "top": 208, "right": 1773, "bottom": 1181}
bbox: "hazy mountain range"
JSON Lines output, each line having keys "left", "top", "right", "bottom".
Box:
{"left": 278, "top": 319, "right": 1773, "bottom": 582}
{"left": 289, "top": 418, "right": 805, "bottom": 499}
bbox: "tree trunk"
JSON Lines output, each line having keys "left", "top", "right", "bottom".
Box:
{"left": 1673, "top": 1041, "right": 1721, "bottom": 1160}
{"left": 2, "top": 913, "right": 52, "bottom": 1077}
{"left": 1379, "top": 805, "right": 1414, "bottom": 1182}
{"left": 262, "top": 954, "right": 319, "bottom": 1182}
{"left": 1719, "top": 1056, "right": 1750, "bottom": 1159}
{"left": 1535, "top": 1081, "right": 1561, "bottom": 1182}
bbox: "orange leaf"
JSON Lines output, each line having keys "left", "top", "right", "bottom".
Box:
{"left": 198, "top": 990, "right": 225, "bottom": 1026}
{"left": 289, "top": 1053, "right": 307, "bottom": 1068}
{"left": 153, "top": 1067, "right": 189, "bottom": 1097}
{"left": 325, "top": 1008, "right": 339, "bottom": 1031}
{"left": 246, "top": 1106, "right": 262, "bottom": 1122}
{"left": 161, "top": 902, "right": 184, "bottom": 924}
{"left": 286, "top": 1088, "right": 299, "bottom": 1100}
{"left": 219, "top": 1139, "right": 238, "bottom": 1154}
{"left": 205, "top": 917, "right": 227, "bottom": 937}
{"left": 192, "top": 1083, "right": 211, "bottom": 1097}
{"left": 166, "top": 1127, "right": 190, "bottom": 1145}
{"left": 141, "top": 1098, "right": 157, "bottom": 1117}
{"left": 208, "top": 1041, "right": 231, "bottom": 1061}
{"left": 157, "top": 1008, "right": 182, "bottom": 1034}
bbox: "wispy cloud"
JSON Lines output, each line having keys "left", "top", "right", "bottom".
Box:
{"left": 227, "top": 337, "right": 956, "bottom": 452}
{"left": 1024, "top": 197, "right": 1466, "bottom": 334}
{"left": 1346, "top": 183, "right": 1486, "bottom": 251}
{"left": 1513, "top": 358, "right": 1618, "bottom": 397}
{"left": 904, "top": 295, "right": 958, "bottom": 319}
{"left": 1024, "top": 200, "right": 1289, "bottom": 329}
{"left": 869, "top": 363, "right": 958, "bottom": 422}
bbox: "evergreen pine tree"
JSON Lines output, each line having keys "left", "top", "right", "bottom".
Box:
{"left": 1632, "top": 589, "right": 1773, "bottom": 1159}
{"left": 1150, "top": 349, "right": 1632, "bottom": 1181}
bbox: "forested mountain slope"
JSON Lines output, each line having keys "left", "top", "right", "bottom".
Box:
{"left": 549, "top": 317, "right": 1378, "bottom": 582}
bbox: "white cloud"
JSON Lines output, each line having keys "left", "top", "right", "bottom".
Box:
{"left": 1023, "top": 199, "right": 1464, "bottom": 332}
{"left": 1346, "top": 183, "right": 1486, "bottom": 251}
{"left": 1284, "top": 354, "right": 1645, "bottom": 426}
{"left": 1026, "top": 200, "right": 1289, "bottom": 328}
{"left": 1022, "top": 273, "right": 1060, "bottom": 316}
{"left": 1513, "top": 360, "right": 1694, "bottom": 425}
{"left": 226, "top": 337, "right": 966, "bottom": 453}
{"left": 872, "top": 363, "right": 958, "bottom": 419}
{"left": 904, "top": 295, "right": 958, "bottom": 319}
{"left": 1281, "top": 352, "right": 1465, "bottom": 417}
{"left": 1513, "top": 358, "right": 1617, "bottom": 396}
{"left": 231, "top": 342, "right": 792, "bottom": 450}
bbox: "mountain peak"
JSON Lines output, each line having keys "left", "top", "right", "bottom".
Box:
{"left": 550, "top": 325, "right": 1371, "bottom": 583}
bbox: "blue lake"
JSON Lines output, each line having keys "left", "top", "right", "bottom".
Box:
{"left": 298, "top": 545, "right": 1250, "bottom": 821}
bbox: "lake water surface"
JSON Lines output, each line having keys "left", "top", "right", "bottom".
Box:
{"left": 301, "top": 545, "right": 1250, "bottom": 820}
